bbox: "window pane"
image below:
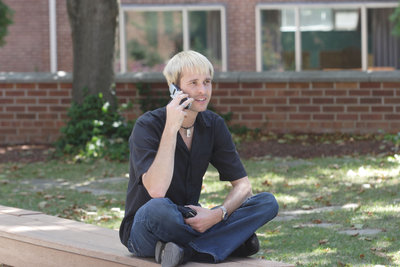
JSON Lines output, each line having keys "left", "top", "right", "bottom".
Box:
{"left": 124, "top": 11, "right": 183, "bottom": 72}
{"left": 368, "top": 8, "right": 400, "bottom": 70}
{"left": 189, "top": 11, "right": 222, "bottom": 71}
{"left": 261, "top": 9, "right": 295, "bottom": 71}
{"left": 301, "top": 8, "right": 361, "bottom": 70}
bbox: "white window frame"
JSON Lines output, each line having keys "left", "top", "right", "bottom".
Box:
{"left": 256, "top": 2, "right": 399, "bottom": 72}
{"left": 119, "top": 4, "right": 227, "bottom": 73}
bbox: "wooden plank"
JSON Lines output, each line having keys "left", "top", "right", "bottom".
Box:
{"left": 0, "top": 205, "right": 294, "bottom": 267}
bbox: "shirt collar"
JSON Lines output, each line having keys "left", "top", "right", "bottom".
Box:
{"left": 196, "top": 111, "right": 212, "bottom": 128}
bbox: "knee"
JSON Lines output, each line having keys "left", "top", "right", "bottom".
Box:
{"left": 137, "top": 198, "right": 180, "bottom": 227}
{"left": 258, "top": 192, "right": 279, "bottom": 218}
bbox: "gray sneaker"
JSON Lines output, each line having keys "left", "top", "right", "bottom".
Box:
{"left": 155, "top": 241, "right": 184, "bottom": 267}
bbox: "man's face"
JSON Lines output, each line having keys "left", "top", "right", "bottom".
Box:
{"left": 179, "top": 70, "right": 212, "bottom": 113}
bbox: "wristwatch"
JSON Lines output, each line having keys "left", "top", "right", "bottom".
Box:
{"left": 213, "top": 205, "right": 228, "bottom": 221}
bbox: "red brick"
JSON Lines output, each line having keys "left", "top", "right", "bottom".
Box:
{"left": 275, "top": 106, "right": 297, "bottom": 112}
{"left": 335, "top": 98, "right": 357, "bottom": 104}
{"left": 301, "top": 90, "right": 323, "bottom": 96}
{"left": 5, "top": 91, "right": 25, "bottom": 97}
{"left": 299, "top": 106, "right": 320, "bottom": 112}
{"left": 241, "top": 82, "right": 263, "bottom": 89}
{"left": 38, "top": 83, "right": 58, "bottom": 89}
{"left": 349, "top": 90, "right": 370, "bottom": 96}
{"left": 288, "top": 82, "right": 310, "bottom": 89}
{"left": 313, "top": 114, "right": 334, "bottom": 120}
{"left": 0, "top": 83, "right": 14, "bottom": 89}
{"left": 325, "top": 90, "right": 347, "bottom": 96}
{"left": 265, "top": 82, "right": 287, "bottom": 89}
{"left": 220, "top": 98, "right": 241, "bottom": 104}
{"left": 231, "top": 106, "right": 251, "bottom": 112}
{"left": 49, "top": 91, "right": 70, "bottom": 97}
{"left": 39, "top": 99, "right": 59, "bottom": 104}
{"left": 337, "top": 114, "right": 358, "bottom": 120}
{"left": 347, "top": 106, "right": 369, "bottom": 112}
{"left": 385, "top": 114, "right": 400, "bottom": 120}
{"left": 6, "top": 106, "right": 25, "bottom": 112}
{"left": 267, "top": 113, "right": 287, "bottom": 120}
{"left": 276, "top": 90, "right": 299, "bottom": 97}
{"left": 212, "top": 90, "right": 229, "bottom": 96}
{"left": 361, "top": 114, "right": 382, "bottom": 120}
{"left": 312, "top": 82, "right": 334, "bottom": 88}
{"left": 383, "top": 82, "right": 400, "bottom": 88}
{"left": 115, "top": 83, "right": 127, "bottom": 89}
{"left": 360, "top": 82, "right": 381, "bottom": 88}
{"left": 336, "top": 82, "right": 358, "bottom": 89}
{"left": 322, "top": 106, "right": 344, "bottom": 112}
{"left": 231, "top": 90, "right": 252, "bottom": 96}
{"left": 265, "top": 98, "right": 286, "bottom": 104}
{"left": 360, "top": 98, "right": 381, "bottom": 104}
{"left": 27, "top": 90, "right": 47, "bottom": 96}
{"left": 242, "top": 114, "right": 263, "bottom": 120}
{"left": 0, "top": 98, "right": 14, "bottom": 104}
{"left": 16, "top": 113, "right": 36, "bottom": 119}
{"left": 253, "top": 106, "right": 273, "bottom": 112}
{"left": 312, "top": 98, "right": 334, "bottom": 104}
{"left": 59, "top": 83, "right": 73, "bottom": 89}
{"left": 39, "top": 114, "right": 58, "bottom": 119}
{"left": 243, "top": 98, "right": 263, "bottom": 104}
{"left": 289, "top": 98, "right": 310, "bottom": 104}
{"left": 371, "top": 106, "right": 393, "bottom": 112}
{"left": 290, "top": 114, "right": 311, "bottom": 120}
{"left": 217, "top": 83, "right": 238, "bottom": 89}
{"left": 372, "top": 90, "right": 394, "bottom": 96}
{"left": 28, "top": 106, "right": 47, "bottom": 112}
{"left": 384, "top": 98, "right": 400, "bottom": 104}
{"left": 254, "top": 90, "right": 275, "bottom": 97}
{"left": 16, "top": 98, "right": 37, "bottom": 104}
{"left": 16, "top": 83, "right": 37, "bottom": 89}
{"left": 50, "top": 106, "right": 68, "bottom": 112}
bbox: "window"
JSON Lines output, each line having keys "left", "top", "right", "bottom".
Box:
{"left": 256, "top": 2, "right": 399, "bottom": 71}
{"left": 118, "top": 5, "right": 227, "bottom": 72}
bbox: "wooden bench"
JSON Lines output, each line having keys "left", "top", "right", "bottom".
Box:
{"left": 0, "top": 205, "right": 293, "bottom": 267}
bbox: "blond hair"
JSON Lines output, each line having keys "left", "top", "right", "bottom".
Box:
{"left": 163, "top": 50, "right": 214, "bottom": 87}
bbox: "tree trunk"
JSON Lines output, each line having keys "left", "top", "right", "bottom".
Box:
{"left": 67, "top": 0, "right": 118, "bottom": 108}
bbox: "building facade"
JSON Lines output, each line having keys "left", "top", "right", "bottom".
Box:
{"left": 0, "top": 0, "right": 399, "bottom": 73}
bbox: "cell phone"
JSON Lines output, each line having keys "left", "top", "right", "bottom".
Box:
{"left": 177, "top": 205, "right": 197, "bottom": 218}
{"left": 169, "top": 83, "right": 191, "bottom": 109}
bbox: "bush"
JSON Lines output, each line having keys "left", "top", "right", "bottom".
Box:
{"left": 55, "top": 92, "right": 134, "bottom": 161}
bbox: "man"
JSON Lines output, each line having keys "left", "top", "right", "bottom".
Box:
{"left": 119, "top": 50, "right": 278, "bottom": 267}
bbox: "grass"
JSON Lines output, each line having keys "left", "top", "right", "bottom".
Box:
{"left": 1, "top": 154, "right": 399, "bottom": 266}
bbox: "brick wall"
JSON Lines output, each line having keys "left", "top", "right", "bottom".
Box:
{"left": 1, "top": 72, "right": 400, "bottom": 145}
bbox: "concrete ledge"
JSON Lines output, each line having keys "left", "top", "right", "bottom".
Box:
{"left": 0, "top": 70, "right": 399, "bottom": 83}
{"left": 0, "top": 205, "right": 293, "bottom": 267}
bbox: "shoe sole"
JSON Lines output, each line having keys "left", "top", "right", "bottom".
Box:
{"left": 161, "top": 242, "right": 184, "bottom": 267}
{"left": 155, "top": 241, "right": 165, "bottom": 263}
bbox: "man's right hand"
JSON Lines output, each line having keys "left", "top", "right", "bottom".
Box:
{"left": 165, "top": 92, "right": 193, "bottom": 133}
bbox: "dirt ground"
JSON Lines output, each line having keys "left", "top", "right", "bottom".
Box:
{"left": 0, "top": 134, "right": 396, "bottom": 163}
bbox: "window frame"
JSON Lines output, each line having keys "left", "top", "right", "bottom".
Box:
{"left": 256, "top": 1, "right": 399, "bottom": 72}
{"left": 119, "top": 4, "right": 227, "bottom": 73}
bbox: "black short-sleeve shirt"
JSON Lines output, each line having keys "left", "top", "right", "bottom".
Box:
{"left": 119, "top": 107, "right": 247, "bottom": 246}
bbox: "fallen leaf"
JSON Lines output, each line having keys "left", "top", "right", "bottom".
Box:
{"left": 319, "top": 239, "right": 328, "bottom": 245}
{"left": 359, "top": 254, "right": 365, "bottom": 259}
{"left": 262, "top": 179, "right": 271, "bottom": 186}
{"left": 312, "top": 219, "right": 322, "bottom": 224}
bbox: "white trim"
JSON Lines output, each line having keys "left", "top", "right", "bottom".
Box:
{"left": 361, "top": 5, "right": 368, "bottom": 71}
{"left": 294, "top": 7, "right": 301, "bottom": 72}
{"left": 255, "top": 1, "right": 398, "bottom": 72}
{"left": 182, "top": 7, "right": 189, "bottom": 51}
{"left": 49, "top": 0, "right": 57, "bottom": 73}
{"left": 255, "top": 5, "right": 262, "bottom": 72}
{"left": 119, "top": 4, "right": 227, "bottom": 72}
{"left": 119, "top": 7, "right": 127, "bottom": 73}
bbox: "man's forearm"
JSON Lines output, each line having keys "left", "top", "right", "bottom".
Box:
{"left": 222, "top": 177, "right": 252, "bottom": 216}
{"left": 142, "top": 128, "right": 177, "bottom": 198}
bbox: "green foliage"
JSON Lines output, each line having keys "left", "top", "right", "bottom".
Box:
{"left": 128, "top": 39, "right": 163, "bottom": 67}
{"left": 390, "top": 1, "right": 400, "bottom": 36}
{"left": 136, "top": 83, "right": 170, "bottom": 113}
{"left": 55, "top": 92, "right": 135, "bottom": 161}
{"left": 384, "top": 132, "right": 400, "bottom": 152}
{"left": 0, "top": 0, "right": 13, "bottom": 46}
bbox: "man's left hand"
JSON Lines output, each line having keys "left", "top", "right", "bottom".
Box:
{"left": 184, "top": 206, "right": 221, "bottom": 233}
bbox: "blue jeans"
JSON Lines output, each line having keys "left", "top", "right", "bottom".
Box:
{"left": 127, "top": 192, "right": 278, "bottom": 263}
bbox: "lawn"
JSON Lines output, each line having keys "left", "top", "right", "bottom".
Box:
{"left": 1, "top": 154, "right": 399, "bottom": 266}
